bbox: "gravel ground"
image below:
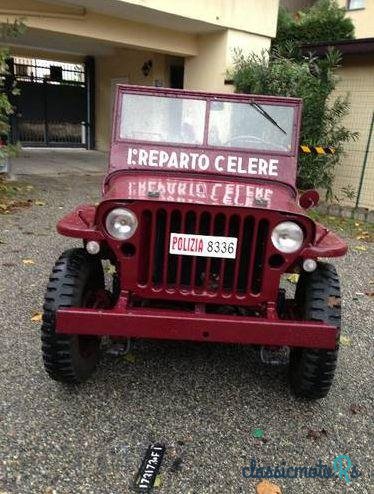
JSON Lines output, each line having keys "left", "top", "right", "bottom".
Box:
{"left": 0, "top": 173, "right": 373, "bottom": 494}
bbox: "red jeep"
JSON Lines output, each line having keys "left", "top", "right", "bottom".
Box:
{"left": 41, "top": 85, "right": 346, "bottom": 399}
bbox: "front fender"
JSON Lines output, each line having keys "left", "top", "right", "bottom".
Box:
{"left": 57, "top": 205, "right": 103, "bottom": 241}
{"left": 301, "top": 223, "right": 348, "bottom": 258}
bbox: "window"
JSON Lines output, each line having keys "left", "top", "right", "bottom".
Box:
{"left": 120, "top": 93, "right": 206, "bottom": 145}
{"left": 347, "top": 0, "right": 365, "bottom": 10}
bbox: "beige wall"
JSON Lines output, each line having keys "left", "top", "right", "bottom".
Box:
{"left": 0, "top": 0, "right": 198, "bottom": 56}
{"left": 184, "top": 31, "right": 228, "bottom": 92}
{"left": 185, "top": 29, "right": 271, "bottom": 92}
{"left": 332, "top": 55, "right": 374, "bottom": 209}
{"left": 122, "top": 0, "right": 280, "bottom": 38}
{"left": 337, "top": 0, "right": 374, "bottom": 38}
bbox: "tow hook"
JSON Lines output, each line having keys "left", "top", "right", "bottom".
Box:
{"left": 260, "top": 346, "right": 290, "bottom": 366}
{"left": 105, "top": 338, "right": 132, "bottom": 356}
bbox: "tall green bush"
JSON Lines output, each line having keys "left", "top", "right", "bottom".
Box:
{"left": 0, "top": 20, "right": 25, "bottom": 168}
{"left": 276, "top": 0, "right": 354, "bottom": 49}
{"left": 231, "top": 0, "right": 357, "bottom": 197}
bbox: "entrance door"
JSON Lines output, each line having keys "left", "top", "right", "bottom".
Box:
{"left": 9, "top": 57, "right": 93, "bottom": 148}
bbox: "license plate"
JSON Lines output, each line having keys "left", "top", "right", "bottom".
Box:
{"left": 169, "top": 233, "right": 238, "bottom": 259}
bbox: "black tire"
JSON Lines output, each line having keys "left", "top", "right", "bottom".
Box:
{"left": 289, "top": 262, "right": 341, "bottom": 400}
{"left": 41, "top": 248, "right": 104, "bottom": 383}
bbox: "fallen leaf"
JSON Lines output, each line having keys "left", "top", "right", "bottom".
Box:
{"left": 43, "top": 487, "right": 57, "bottom": 494}
{"left": 349, "top": 404, "right": 365, "bottom": 415}
{"left": 105, "top": 264, "right": 116, "bottom": 275}
{"left": 353, "top": 245, "right": 368, "bottom": 252}
{"left": 34, "top": 200, "right": 46, "bottom": 206}
{"left": 44, "top": 488, "right": 57, "bottom": 494}
{"left": 252, "top": 428, "right": 264, "bottom": 439}
{"left": 22, "top": 259, "right": 35, "bottom": 265}
{"left": 256, "top": 480, "right": 282, "bottom": 494}
{"left": 356, "top": 230, "right": 370, "bottom": 241}
{"left": 177, "top": 435, "right": 193, "bottom": 445}
{"left": 123, "top": 352, "right": 136, "bottom": 364}
{"left": 287, "top": 273, "right": 299, "bottom": 284}
{"left": 328, "top": 295, "right": 341, "bottom": 308}
{"left": 340, "top": 335, "right": 351, "bottom": 346}
{"left": 307, "top": 428, "right": 328, "bottom": 440}
{"left": 31, "top": 312, "right": 42, "bottom": 322}
{"left": 153, "top": 474, "right": 163, "bottom": 488}
{"left": 168, "top": 447, "right": 178, "bottom": 459}
{"left": 365, "top": 291, "right": 374, "bottom": 298}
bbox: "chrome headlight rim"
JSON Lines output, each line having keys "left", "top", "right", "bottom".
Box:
{"left": 271, "top": 221, "right": 304, "bottom": 254}
{"left": 105, "top": 207, "right": 138, "bottom": 240}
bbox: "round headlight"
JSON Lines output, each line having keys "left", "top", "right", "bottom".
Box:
{"left": 271, "top": 221, "right": 303, "bottom": 253}
{"left": 105, "top": 208, "right": 138, "bottom": 240}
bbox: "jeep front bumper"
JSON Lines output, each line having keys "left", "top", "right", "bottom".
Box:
{"left": 56, "top": 306, "right": 338, "bottom": 349}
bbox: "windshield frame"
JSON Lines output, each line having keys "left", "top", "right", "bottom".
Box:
{"left": 114, "top": 86, "right": 302, "bottom": 157}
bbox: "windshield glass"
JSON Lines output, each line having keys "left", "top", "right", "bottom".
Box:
{"left": 119, "top": 93, "right": 295, "bottom": 153}
{"left": 120, "top": 94, "right": 206, "bottom": 145}
{"left": 208, "top": 101, "right": 294, "bottom": 151}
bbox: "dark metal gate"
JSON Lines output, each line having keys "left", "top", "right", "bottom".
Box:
{"left": 8, "top": 57, "right": 95, "bottom": 148}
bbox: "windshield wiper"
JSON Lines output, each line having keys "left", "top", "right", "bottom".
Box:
{"left": 250, "top": 102, "right": 287, "bottom": 135}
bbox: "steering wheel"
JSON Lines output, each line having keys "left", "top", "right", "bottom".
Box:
{"left": 224, "top": 134, "right": 267, "bottom": 145}
{"left": 223, "top": 134, "right": 288, "bottom": 151}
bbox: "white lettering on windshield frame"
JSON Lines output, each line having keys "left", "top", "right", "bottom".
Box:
{"left": 126, "top": 147, "right": 279, "bottom": 178}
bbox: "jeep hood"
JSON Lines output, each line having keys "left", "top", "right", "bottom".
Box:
{"left": 102, "top": 171, "right": 306, "bottom": 216}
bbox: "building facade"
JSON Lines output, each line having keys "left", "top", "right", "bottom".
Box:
{"left": 333, "top": 1, "right": 373, "bottom": 209}
{"left": 0, "top": 0, "right": 280, "bottom": 151}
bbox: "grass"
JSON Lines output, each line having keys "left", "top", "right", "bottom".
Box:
{"left": 309, "top": 210, "right": 374, "bottom": 242}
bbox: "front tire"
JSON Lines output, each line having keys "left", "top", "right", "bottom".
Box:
{"left": 289, "top": 262, "right": 341, "bottom": 400}
{"left": 41, "top": 248, "right": 104, "bottom": 383}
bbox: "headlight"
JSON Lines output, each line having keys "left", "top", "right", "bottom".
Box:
{"left": 271, "top": 221, "right": 303, "bottom": 253}
{"left": 105, "top": 208, "right": 138, "bottom": 240}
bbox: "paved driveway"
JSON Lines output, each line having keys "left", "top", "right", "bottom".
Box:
{"left": 0, "top": 172, "right": 372, "bottom": 493}
{"left": 9, "top": 148, "right": 107, "bottom": 177}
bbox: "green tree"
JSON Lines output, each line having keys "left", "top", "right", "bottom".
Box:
{"left": 275, "top": 0, "right": 354, "bottom": 50}
{"left": 0, "top": 20, "right": 26, "bottom": 170}
{"left": 231, "top": 0, "right": 357, "bottom": 196}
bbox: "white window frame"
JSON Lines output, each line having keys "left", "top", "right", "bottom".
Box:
{"left": 347, "top": 0, "right": 365, "bottom": 10}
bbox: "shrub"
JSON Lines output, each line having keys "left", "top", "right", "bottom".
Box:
{"left": 275, "top": 0, "right": 354, "bottom": 49}
{"left": 0, "top": 20, "right": 26, "bottom": 170}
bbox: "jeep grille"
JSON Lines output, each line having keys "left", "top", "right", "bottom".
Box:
{"left": 136, "top": 207, "right": 270, "bottom": 301}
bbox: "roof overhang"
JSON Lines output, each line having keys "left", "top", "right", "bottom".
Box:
{"left": 301, "top": 37, "right": 374, "bottom": 57}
